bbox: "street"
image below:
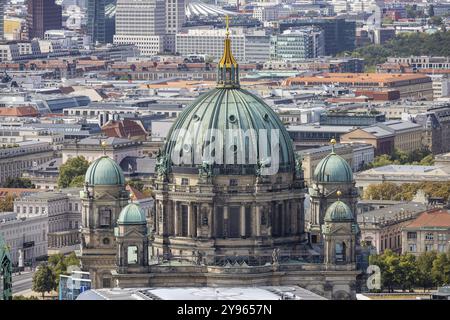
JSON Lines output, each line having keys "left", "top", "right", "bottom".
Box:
{"left": 12, "top": 271, "right": 35, "bottom": 295}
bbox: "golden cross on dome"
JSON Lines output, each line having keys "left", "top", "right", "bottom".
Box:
{"left": 225, "top": 15, "right": 230, "bottom": 38}
{"left": 101, "top": 140, "right": 107, "bottom": 155}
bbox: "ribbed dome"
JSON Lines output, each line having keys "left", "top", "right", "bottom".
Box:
{"left": 163, "top": 88, "right": 295, "bottom": 174}
{"left": 313, "top": 152, "right": 353, "bottom": 183}
{"left": 85, "top": 156, "right": 125, "bottom": 186}
{"left": 117, "top": 203, "right": 146, "bottom": 225}
{"left": 324, "top": 200, "right": 354, "bottom": 222}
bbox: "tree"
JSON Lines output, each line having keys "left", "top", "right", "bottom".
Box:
{"left": 416, "top": 251, "right": 437, "bottom": 292}
{"left": 0, "top": 194, "right": 15, "bottom": 212}
{"left": 48, "top": 252, "right": 80, "bottom": 288}
{"left": 429, "top": 16, "right": 443, "bottom": 26}
{"left": 32, "top": 263, "right": 56, "bottom": 299}
{"left": 127, "top": 179, "right": 144, "bottom": 192}
{"left": 69, "top": 175, "right": 86, "bottom": 188}
{"left": 369, "top": 249, "right": 400, "bottom": 292}
{"left": 1, "top": 177, "right": 35, "bottom": 188}
{"left": 398, "top": 253, "right": 417, "bottom": 291}
{"left": 58, "top": 156, "right": 90, "bottom": 188}
{"left": 13, "top": 295, "right": 39, "bottom": 300}
{"left": 364, "top": 182, "right": 402, "bottom": 200}
{"left": 431, "top": 253, "right": 450, "bottom": 287}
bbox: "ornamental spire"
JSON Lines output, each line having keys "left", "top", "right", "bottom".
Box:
{"left": 217, "top": 15, "right": 240, "bottom": 88}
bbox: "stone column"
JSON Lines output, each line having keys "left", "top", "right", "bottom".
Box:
{"left": 187, "top": 202, "right": 192, "bottom": 237}
{"left": 173, "top": 201, "right": 178, "bottom": 236}
{"left": 208, "top": 204, "right": 213, "bottom": 238}
{"left": 255, "top": 205, "right": 261, "bottom": 237}
{"left": 281, "top": 202, "right": 285, "bottom": 237}
{"left": 240, "top": 206, "right": 246, "bottom": 237}
{"left": 223, "top": 206, "right": 229, "bottom": 238}
{"left": 196, "top": 204, "right": 202, "bottom": 238}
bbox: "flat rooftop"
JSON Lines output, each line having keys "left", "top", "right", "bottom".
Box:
{"left": 77, "top": 286, "right": 327, "bottom": 300}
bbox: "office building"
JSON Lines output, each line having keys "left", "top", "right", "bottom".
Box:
{"left": 27, "top": 0, "right": 62, "bottom": 39}
{"left": 279, "top": 17, "right": 355, "bottom": 56}
{"left": 113, "top": 0, "right": 167, "bottom": 56}
{"left": 87, "top": 0, "right": 106, "bottom": 44}
{"left": 270, "top": 27, "right": 325, "bottom": 61}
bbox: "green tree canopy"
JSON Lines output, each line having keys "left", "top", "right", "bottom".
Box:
{"left": 57, "top": 156, "right": 90, "bottom": 188}
{"left": 364, "top": 181, "right": 450, "bottom": 201}
{"left": 32, "top": 263, "right": 57, "bottom": 299}
{"left": 1, "top": 177, "right": 35, "bottom": 188}
{"left": 0, "top": 194, "right": 15, "bottom": 212}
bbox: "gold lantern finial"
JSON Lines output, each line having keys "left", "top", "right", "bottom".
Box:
{"left": 336, "top": 190, "right": 342, "bottom": 199}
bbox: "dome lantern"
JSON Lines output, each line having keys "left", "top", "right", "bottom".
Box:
{"left": 217, "top": 15, "right": 240, "bottom": 89}
{"left": 313, "top": 140, "right": 353, "bottom": 183}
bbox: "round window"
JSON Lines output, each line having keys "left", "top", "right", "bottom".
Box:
{"left": 103, "top": 238, "right": 110, "bottom": 245}
{"left": 229, "top": 114, "right": 237, "bottom": 123}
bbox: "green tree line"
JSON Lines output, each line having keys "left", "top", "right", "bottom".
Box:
{"left": 369, "top": 250, "right": 450, "bottom": 292}
{"left": 364, "top": 181, "right": 450, "bottom": 201}
{"left": 364, "top": 149, "right": 434, "bottom": 170}
{"left": 345, "top": 31, "right": 450, "bottom": 68}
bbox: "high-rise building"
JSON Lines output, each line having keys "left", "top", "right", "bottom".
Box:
{"left": 270, "top": 27, "right": 325, "bottom": 61}
{"left": 27, "top": 0, "right": 62, "bottom": 40}
{"left": 113, "top": 0, "right": 167, "bottom": 56}
{"left": 0, "top": 0, "right": 5, "bottom": 41}
{"left": 166, "top": 0, "right": 185, "bottom": 34}
{"left": 279, "top": 17, "right": 355, "bottom": 56}
{"left": 86, "top": 0, "right": 106, "bottom": 44}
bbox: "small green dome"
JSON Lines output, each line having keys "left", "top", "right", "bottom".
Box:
{"left": 313, "top": 152, "right": 353, "bottom": 183}
{"left": 85, "top": 156, "right": 125, "bottom": 186}
{"left": 118, "top": 203, "right": 146, "bottom": 225}
{"left": 324, "top": 200, "right": 354, "bottom": 222}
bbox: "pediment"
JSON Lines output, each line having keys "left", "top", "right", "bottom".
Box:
{"left": 94, "top": 191, "right": 118, "bottom": 201}
{"left": 122, "top": 228, "right": 146, "bottom": 238}
{"left": 325, "top": 224, "right": 351, "bottom": 235}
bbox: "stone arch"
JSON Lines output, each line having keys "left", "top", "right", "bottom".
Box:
{"left": 333, "top": 290, "right": 351, "bottom": 300}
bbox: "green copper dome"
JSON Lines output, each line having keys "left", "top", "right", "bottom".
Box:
{"left": 163, "top": 88, "right": 295, "bottom": 174}
{"left": 117, "top": 203, "right": 146, "bottom": 225}
{"left": 313, "top": 151, "right": 353, "bottom": 183}
{"left": 85, "top": 156, "right": 125, "bottom": 186}
{"left": 324, "top": 200, "right": 354, "bottom": 222}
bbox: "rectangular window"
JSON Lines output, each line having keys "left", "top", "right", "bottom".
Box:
{"left": 438, "top": 244, "right": 446, "bottom": 253}
{"left": 438, "top": 234, "right": 447, "bottom": 241}
{"left": 425, "top": 233, "right": 434, "bottom": 241}
{"left": 409, "top": 244, "right": 416, "bottom": 252}
{"left": 100, "top": 208, "right": 112, "bottom": 227}
{"left": 407, "top": 232, "right": 417, "bottom": 240}
{"left": 425, "top": 244, "right": 434, "bottom": 252}
{"left": 229, "top": 179, "right": 238, "bottom": 187}
{"left": 181, "top": 178, "right": 189, "bottom": 186}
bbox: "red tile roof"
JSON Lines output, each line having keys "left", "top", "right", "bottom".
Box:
{"left": 405, "top": 209, "right": 450, "bottom": 229}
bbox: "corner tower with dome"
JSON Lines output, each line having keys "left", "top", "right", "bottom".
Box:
{"left": 308, "top": 139, "right": 359, "bottom": 244}
{"left": 78, "top": 21, "right": 361, "bottom": 299}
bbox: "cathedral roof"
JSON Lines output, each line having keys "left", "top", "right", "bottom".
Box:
{"left": 85, "top": 156, "right": 125, "bottom": 186}
{"left": 162, "top": 18, "right": 295, "bottom": 175}
{"left": 313, "top": 140, "right": 353, "bottom": 183}
{"left": 118, "top": 203, "right": 146, "bottom": 225}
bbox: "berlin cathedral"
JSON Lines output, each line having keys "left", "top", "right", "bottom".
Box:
{"left": 79, "top": 23, "right": 361, "bottom": 300}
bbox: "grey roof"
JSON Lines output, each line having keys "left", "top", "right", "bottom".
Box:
{"left": 358, "top": 202, "right": 427, "bottom": 222}
{"left": 287, "top": 124, "right": 355, "bottom": 133}
{"left": 77, "top": 286, "right": 327, "bottom": 300}
{"left": 77, "top": 136, "right": 133, "bottom": 146}
{"left": 369, "top": 165, "right": 439, "bottom": 173}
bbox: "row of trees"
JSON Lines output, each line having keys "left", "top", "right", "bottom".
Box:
{"left": 364, "top": 181, "right": 450, "bottom": 201}
{"left": 31, "top": 253, "right": 80, "bottom": 299}
{"left": 369, "top": 250, "right": 450, "bottom": 292}
{"left": 347, "top": 31, "right": 450, "bottom": 68}
{"left": 1, "top": 177, "right": 35, "bottom": 188}
{"left": 364, "top": 149, "right": 434, "bottom": 169}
